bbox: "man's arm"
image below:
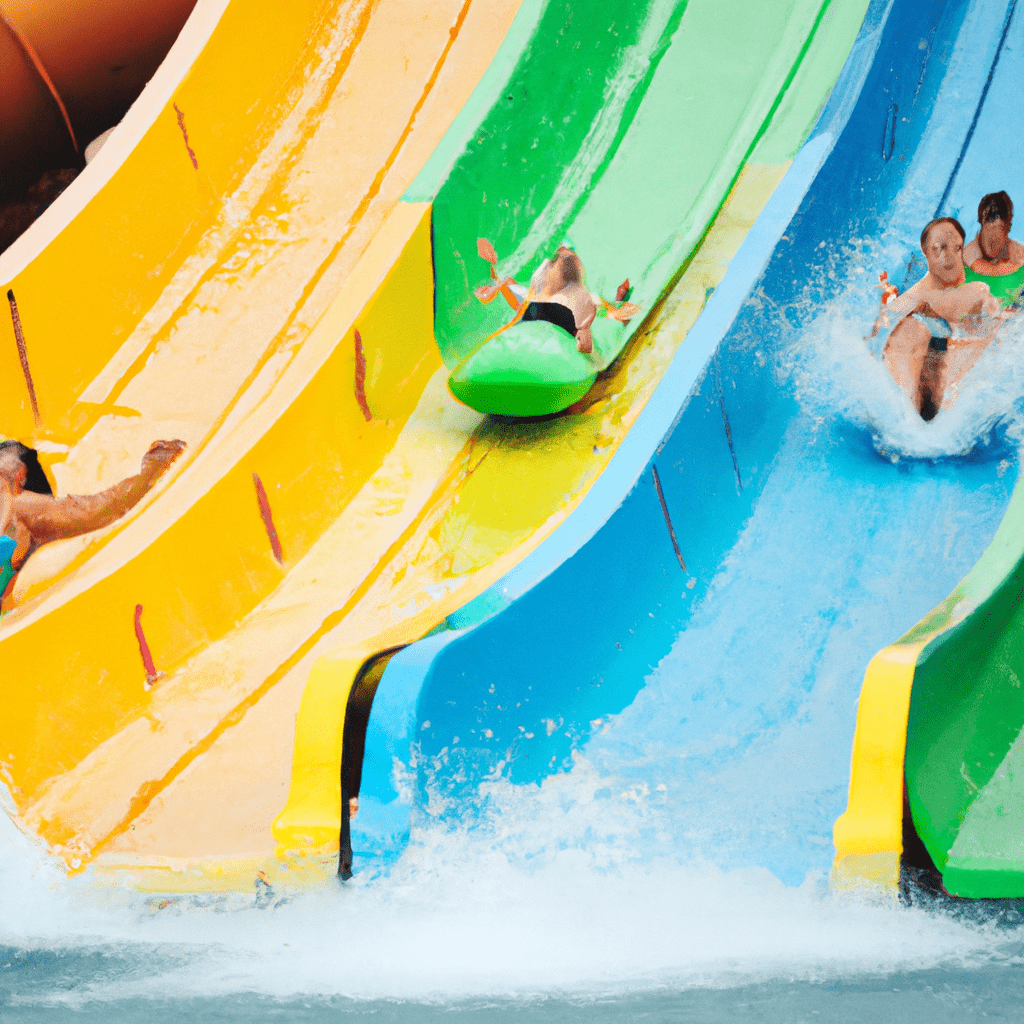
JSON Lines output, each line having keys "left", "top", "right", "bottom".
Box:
{"left": 13, "top": 440, "right": 185, "bottom": 547}
{"left": 867, "top": 280, "right": 923, "bottom": 339}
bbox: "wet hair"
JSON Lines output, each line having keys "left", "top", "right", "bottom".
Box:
{"left": 0, "top": 440, "right": 53, "bottom": 495}
{"left": 920, "top": 217, "right": 965, "bottom": 252}
{"left": 978, "top": 191, "right": 1013, "bottom": 225}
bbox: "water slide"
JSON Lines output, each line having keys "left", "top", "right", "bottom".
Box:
{"left": 0, "top": 0, "right": 868, "bottom": 890}
{"left": 0, "top": 0, "right": 198, "bottom": 193}
{"left": 340, "top": 0, "right": 1024, "bottom": 891}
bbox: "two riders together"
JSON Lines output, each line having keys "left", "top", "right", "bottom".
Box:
{"left": 873, "top": 191, "right": 1022, "bottom": 420}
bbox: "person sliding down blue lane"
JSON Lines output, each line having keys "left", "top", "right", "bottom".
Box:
{"left": 342, "top": 0, "right": 1024, "bottom": 885}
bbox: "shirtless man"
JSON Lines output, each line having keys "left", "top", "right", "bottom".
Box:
{"left": 0, "top": 438, "right": 185, "bottom": 607}
{"left": 963, "top": 191, "right": 1024, "bottom": 274}
{"left": 475, "top": 240, "right": 637, "bottom": 354}
{"left": 872, "top": 218, "right": 1001, "bottom": 419}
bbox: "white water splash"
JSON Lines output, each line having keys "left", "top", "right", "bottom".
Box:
{"left": 777, "top": 281, "right": 1024, "bottom": 461}
{"left": 0, "top": 770, "right": 1015, "bottom": 1007}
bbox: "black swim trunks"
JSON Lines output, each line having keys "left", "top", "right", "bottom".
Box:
{"left": 928, "top": 335, "right": 947, "bottom": 353}
{"left": 521, "top": 301, "right": 577, "bottom": 337}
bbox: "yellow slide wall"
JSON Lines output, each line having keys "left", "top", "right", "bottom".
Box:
{"left": 0, "top": 0, "right": 524, "bottom": 875}
{"left": 0, "top": 0, "right": 858, "bottom": 893}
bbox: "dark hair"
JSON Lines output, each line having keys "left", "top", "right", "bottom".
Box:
{"left": 0, "top": 440, "right": 53, "bottom": 495}
{"left": 978, "top": 191, "right": 1013, "bottom": 225}
{"left": 920, "top": 217, "right": 965, "bottom": 252}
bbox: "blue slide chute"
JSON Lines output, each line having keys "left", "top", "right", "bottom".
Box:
{"left": 350, "top": 0, "right": 1024, "bottom": 882}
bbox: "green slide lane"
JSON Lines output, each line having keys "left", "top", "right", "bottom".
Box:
{"left": 904, "top": 479, "right": 1024, "bottom": 899}
{"left": 407, "top": 0, "right": 869, "bottom": 416}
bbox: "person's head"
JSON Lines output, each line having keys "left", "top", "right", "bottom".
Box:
{"left": 977, "top": 191, "right": 1014, "bottom": 260}
{"left": 534, "top": 246, "right": 583, "bottom": 297}
{"left": 553, "top": 246, "right": 583, "bottom": 285}
{"left": 920, "top": 217, "right": 966, "bottom": 284}
{"left": 0, "top": 441, "right": 51, "bottom": 496}
{"left": 0, "top": 447, "right": 27, "bottom": 496}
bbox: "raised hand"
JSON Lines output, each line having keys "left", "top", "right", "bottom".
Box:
{"left": 474, "top": 277, "right": 516, "bottom": 304}
{"left": 606, "top": 300, "right": 640, "bottom": 323}
{"left": 477, "top": 238, "right": 498, "bottom": 265}
{"left": 141, "top": 439, "right": 187, "bottom": 478}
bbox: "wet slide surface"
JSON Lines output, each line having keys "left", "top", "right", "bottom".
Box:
{"left": 836, "top": 0, "right": 1024, "bottom": 900}
{"left": 353, "top": 0, "right": 1024, "bottom": 889}
{"left": 0, "top": 0, "right": 527, "bottom": 874}
{"left": 0, "top": 0, "right": 865, "bottom": 887}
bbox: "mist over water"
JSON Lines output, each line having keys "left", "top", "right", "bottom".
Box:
{"left": 1, "top": 280, "right": 1023, "bottom": 1018}
{"left": 0, "top": 791, "right": 1021, "bottom": 1012}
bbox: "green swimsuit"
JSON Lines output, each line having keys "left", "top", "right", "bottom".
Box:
{"left": 963, "top": 262, "right": 1024, "bottom": 308}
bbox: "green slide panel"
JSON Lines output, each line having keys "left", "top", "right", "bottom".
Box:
{"left": 406, "top": 0, "right": 870, "bottom": 417}
{"left": 904, "top": 477, "right": 1024, "bottom": 899}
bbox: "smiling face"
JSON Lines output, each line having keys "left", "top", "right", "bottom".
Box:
{"left": 979, "top": 217, "right": 1011, "bottom": 261}
{"left": 922, "top": 221, "right": 965, "bottom": 285}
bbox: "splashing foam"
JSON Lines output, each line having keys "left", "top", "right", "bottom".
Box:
{"left": 778, "top": 278, "right": 1024, "bottom": 462}
{"left": 0, "top": 770, "right": 1016, "bottom": 1006}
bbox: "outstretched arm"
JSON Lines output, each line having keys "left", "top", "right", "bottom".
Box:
{"left": 868, "top": 285, "right": 921, "bottom": 339}
{"left": 476, "top": 238, "right": 522, "bottom": 312}
{"left": 598, "top": 297, "right": 640, "bottom": 323}
{"left": 13, "top": 440, "right": 186, "bottom": 547}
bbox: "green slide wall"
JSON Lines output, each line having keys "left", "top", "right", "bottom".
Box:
{"left": 409, "top": 0, "right": 869, "bottom": 371}
{"left": 904, "top": 476, "right": 1024, "bottom": 899}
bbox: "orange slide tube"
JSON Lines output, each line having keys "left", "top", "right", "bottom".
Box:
{"left": 0, "top": 0, "right": 198, "bottom": 191}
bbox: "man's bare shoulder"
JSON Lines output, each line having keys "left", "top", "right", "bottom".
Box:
{"left": 964, "top": 237, "right": 982, "bottom": 264}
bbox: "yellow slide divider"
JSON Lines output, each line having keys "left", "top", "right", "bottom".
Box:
{"left": 831, "top": 643, "right": 925, "bottom": 897}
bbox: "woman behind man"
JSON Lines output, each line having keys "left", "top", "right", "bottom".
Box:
{"left": 873, "top": 192, "right": 1023, "bottom": 419}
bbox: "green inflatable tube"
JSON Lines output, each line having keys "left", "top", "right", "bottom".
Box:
{"left": 404, "top": 0, "right": 870, "bottom": 419}
{"left": 447, "top": 312, "right": 625, "bottom": 418}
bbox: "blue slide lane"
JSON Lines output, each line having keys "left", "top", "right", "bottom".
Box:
{"left": 351, "top": 0, "right": 1024, "bottom": 883}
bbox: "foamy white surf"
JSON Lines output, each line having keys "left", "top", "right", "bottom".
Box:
{"left": 780, "top": 281, "right": 1024, "bottom": 461}
{"left": 0, "top": 778, "right": 1015, "bottom": 1008}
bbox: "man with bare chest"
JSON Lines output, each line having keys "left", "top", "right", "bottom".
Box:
{"left": 871, "top": 218, "right": 1001, "bottom": 419}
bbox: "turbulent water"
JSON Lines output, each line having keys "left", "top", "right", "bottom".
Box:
{"left": 2, "top": 288, "right": 1023, "bottom": 1020}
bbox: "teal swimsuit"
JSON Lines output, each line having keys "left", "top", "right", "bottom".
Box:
{"left": 963, "top": 262, "right": 1024, "bottom": 308}
{"left": 0, "top": 535, "right": 16, "bottom": 600}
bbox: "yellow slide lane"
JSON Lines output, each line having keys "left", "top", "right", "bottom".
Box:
{"left": 0, "top": 0, "right": 829, "bottom": 894}
{"left": 0, "top": 0, "right": 521, "bottom": 872}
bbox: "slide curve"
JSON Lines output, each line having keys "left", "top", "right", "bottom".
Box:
{"left": 0, "top": 0, "right": 865, "bottom": 891}
{"left": 343, "top": 0, "right": 1024, "bottom": 893}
